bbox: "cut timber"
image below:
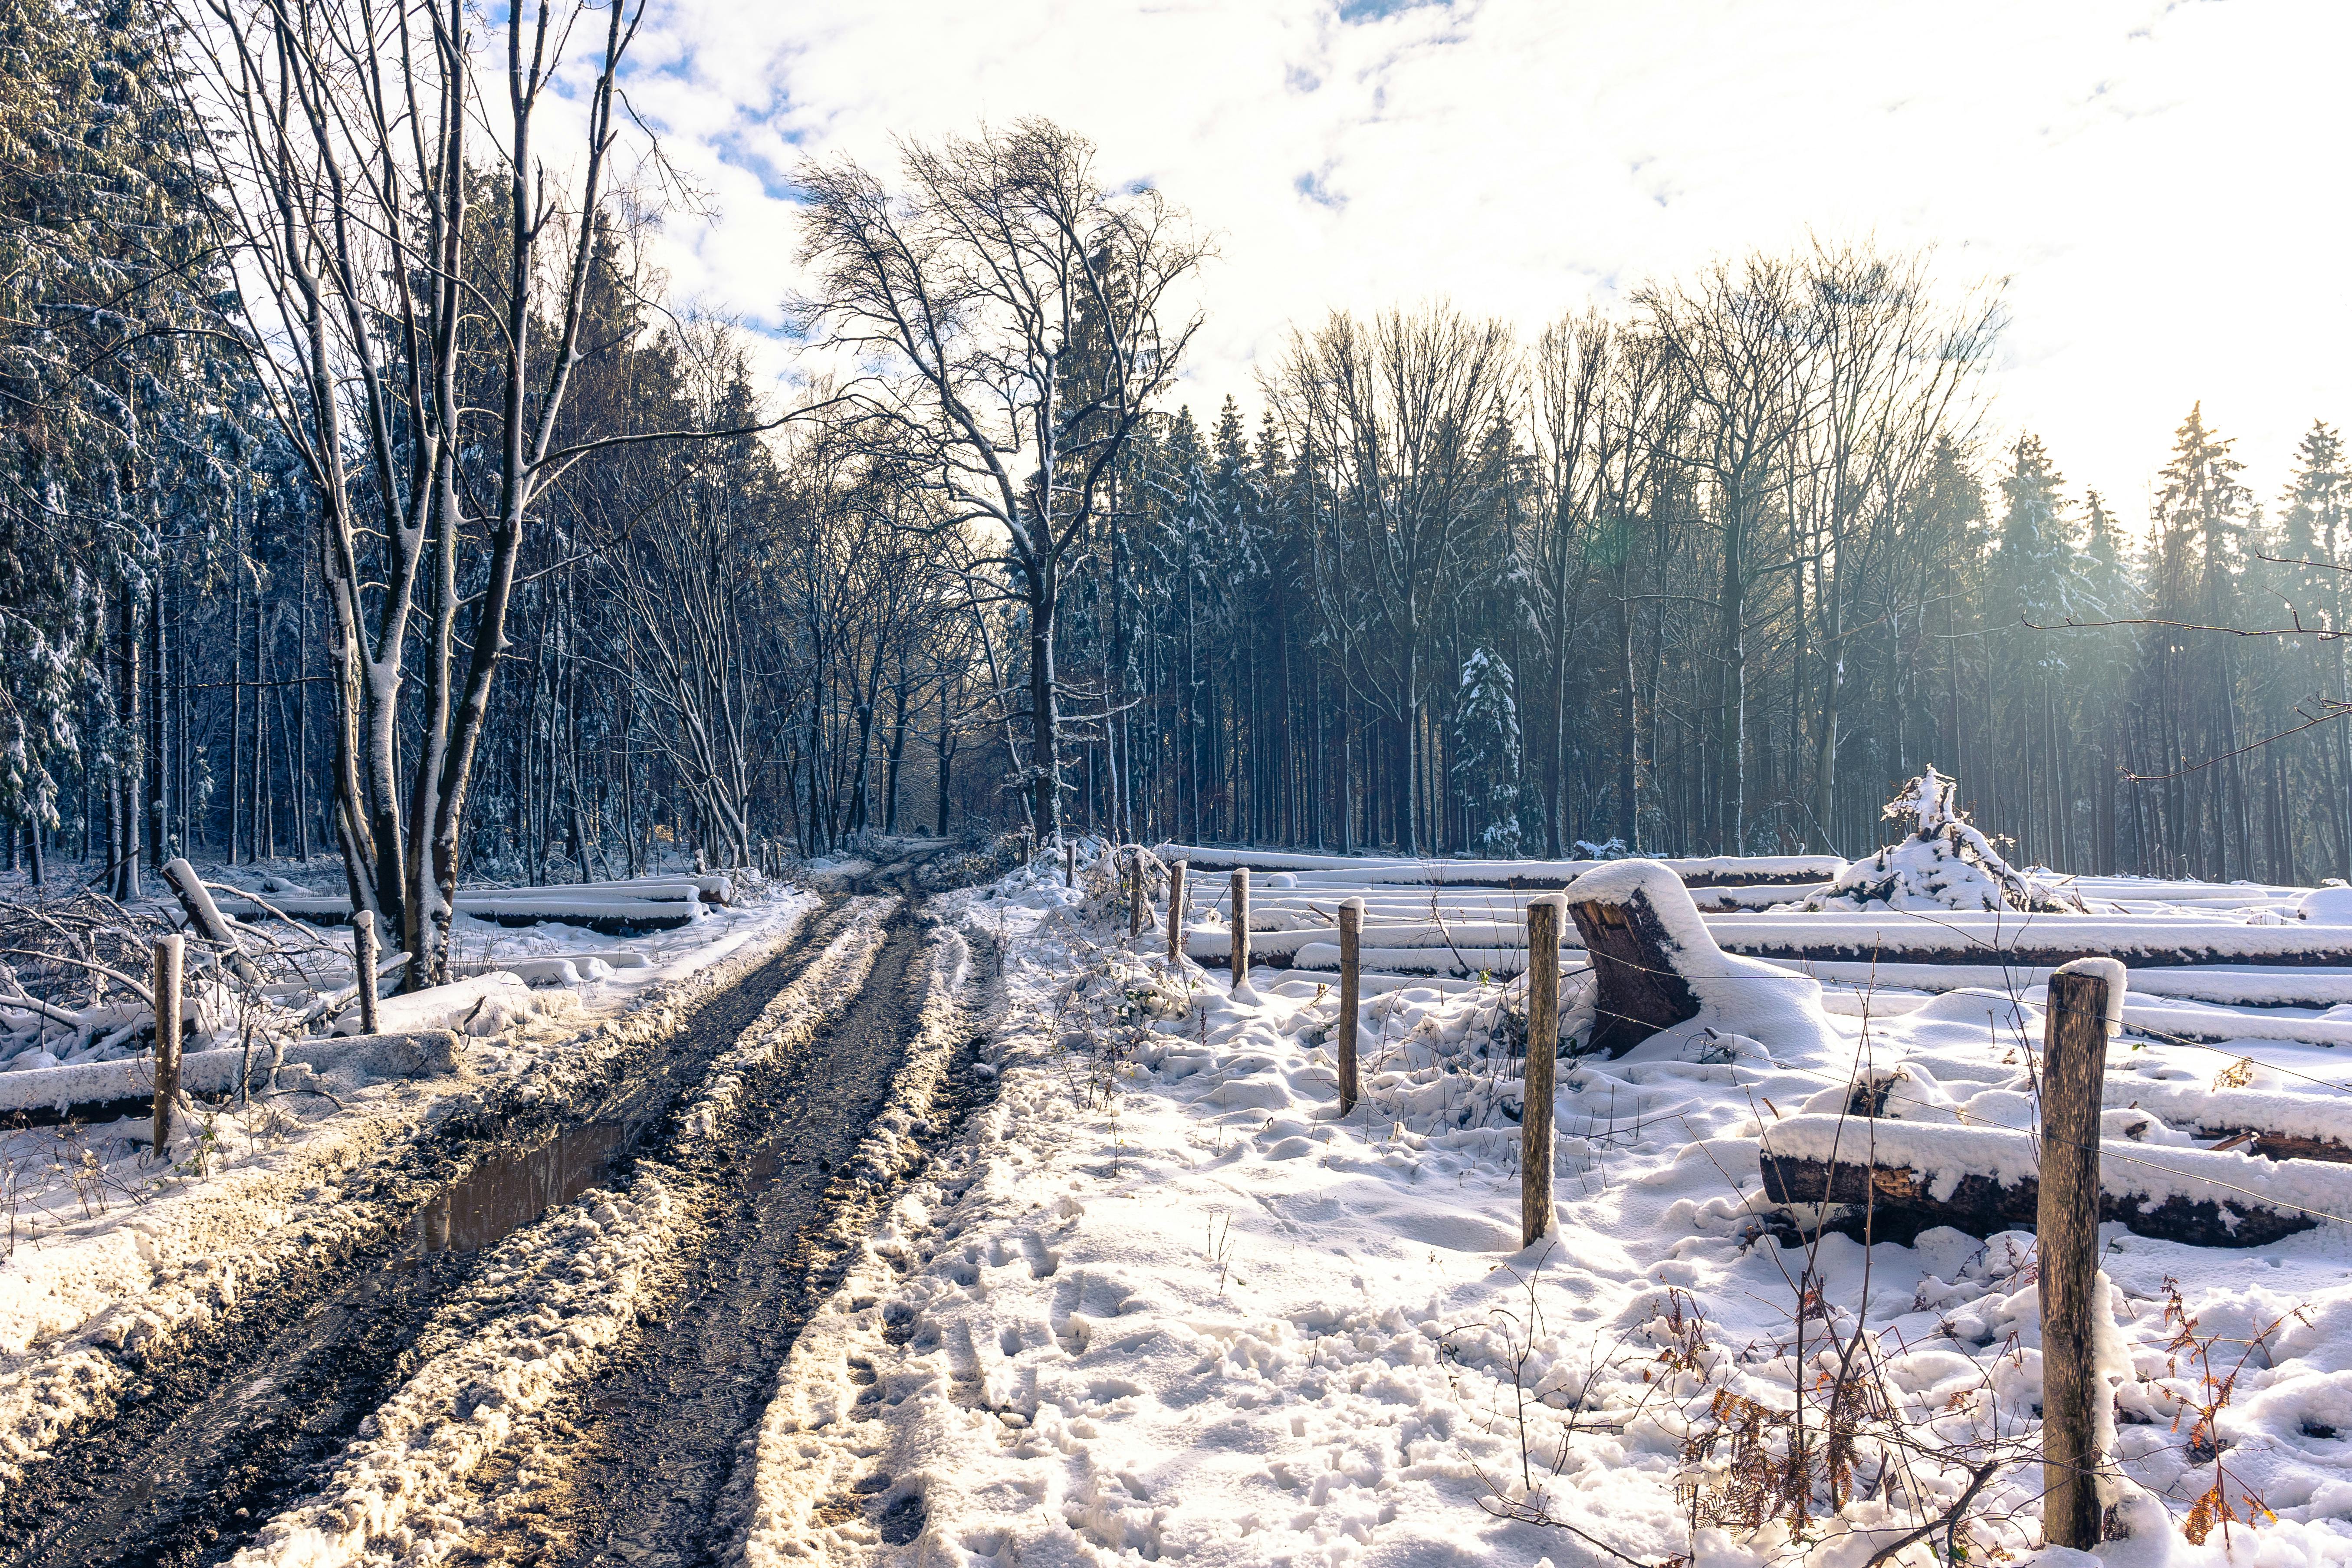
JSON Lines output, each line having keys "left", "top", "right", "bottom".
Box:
{"left": 2107, "top": 1079, "right": 2352, "bottom": 1164}
{"left": 2215, "top": 1131, "right": 2352, "bottom": 1163}
{"left": 1153, "top": 844, "right": 1840, "bottom": 888}
{"left": 214, "top": 891, "right": 700, "bottom": 935}
{"left": 1759, "top": 1114, "right": 2319, "bottom": 1248}
{"left": 0, "top": 1030, "right": 462, "bottom": 1130}
{"left": 1711, "top": 915, "right": 2352, "bottom": 970}
{"left": 1567, "top": 878, "right": 1700, "bottom": 1057}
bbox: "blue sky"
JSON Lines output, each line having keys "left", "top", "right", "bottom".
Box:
{"left": 614, "top": 0, "right": 2349, "bottom": 515}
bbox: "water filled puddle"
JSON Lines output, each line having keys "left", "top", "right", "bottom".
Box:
{"left": 405, "top": 1121, "right": 626, "bottom": 1256}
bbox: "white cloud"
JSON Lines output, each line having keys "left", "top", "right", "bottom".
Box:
{"left": 614, "top": 0, "right": 2352, "bottom": 515}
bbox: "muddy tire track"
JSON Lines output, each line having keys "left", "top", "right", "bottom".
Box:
{"left": 0, "top": 898, "right": 866, "bottom": 1568}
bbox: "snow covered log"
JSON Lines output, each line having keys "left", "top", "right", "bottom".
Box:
{"left": 1187, "top": 905, "right": 2352, "bottom": 976}
{"left": 1758, "top": 1114, "right": 2323, "bottom": 1247}
{"left": 1709, "top": 916, "right": 2352, "bottom": 970}
{"left": 0, "top": 1030, "right": 463, "bottom": 1128}
{"left": 2112, "top": 1084, "right": 2352, "bottom": 1164}
{"left": 336, "top": 972, "right": 535, "bottom": 1035}
{"left": 214, "top": 888, "right": 703, "bottom": 934}
{"left": 1765, "top": 960, "right": 2352, "bottom": 1009}
{"left": 1157, "top": 845, "right": 1841, "bottom": 888}
{"left": 1183, "top": 921, "right": 1550, "bottom": 967}
{"left": 161, "top": 857, "right": 263, "bottom": 983}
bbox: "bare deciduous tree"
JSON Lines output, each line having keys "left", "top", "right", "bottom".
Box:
{"left": 793, "top": 119, "right": 1208, "bottom": 844}
{"left": 188, "top": 0, "right": 803, "bottom": 981}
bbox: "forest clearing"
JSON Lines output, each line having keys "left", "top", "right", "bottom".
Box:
{"left": 6, "top": 0, "right": 2351, "bottom": 1562}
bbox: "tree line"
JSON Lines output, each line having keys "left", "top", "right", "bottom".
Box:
{"left": 5, "top": 0, "right": 2348, "bottom": 995}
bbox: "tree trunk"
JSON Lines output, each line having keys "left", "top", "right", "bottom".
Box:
{"left": 1718, "top": 504, "right": 1747, "bottom": 855}
{"left": 1028, "top": 565, "right": 1061, "bottom": 843}
{"left": 112, "top": 576, "right": 142, "bottom": 900}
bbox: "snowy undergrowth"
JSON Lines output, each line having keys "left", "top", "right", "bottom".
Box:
{"left": 0, "top": 884, "right": 820, "bottom": 1503}
{"left": 751, "top": 861, "right": 2352, "bottom": 1568}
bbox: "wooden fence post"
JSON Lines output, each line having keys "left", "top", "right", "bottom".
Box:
{"left": 2040, "top": 956, "right": 2122, "bottom": 1550}
{"left": 1229, "top": 868, "right": 1251, "bottom": 994}
{"left": 152, "top": 933, "right": 184, "bottom": 1155}
{"left": 1338, "top": 897, "right": 1363, "bottom": 1114}
{"left": 1522, "top": 894, "right": 1563, "bottom": 1247}
{"left": 1065, "top": 839, "right": 1075, "bottom": 889}
{"left": 1129, "top": 848, "right": 1146, "bottom": 938}
{"left": 354, "top": 908, "right": 382, "bottom": 1035}
{"left": 1167, "top": 859, "right": 1189, "bottom": 960}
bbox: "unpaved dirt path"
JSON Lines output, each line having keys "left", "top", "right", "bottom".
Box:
{"left": 0, "top": 889, "right": 949, "bottom": 1568}
{"left": 440, "top": 904, "right": 994, "bottom": 1567}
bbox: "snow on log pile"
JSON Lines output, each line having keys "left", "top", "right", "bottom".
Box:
{"left": 1157, "top": 842, "right": 1842, "bottom": 887}
{"left": 0, "top": 1030, "right": 461, "bottom": 1126}
{"left": 212, "top": 875, "right": 735, "bottom": 934}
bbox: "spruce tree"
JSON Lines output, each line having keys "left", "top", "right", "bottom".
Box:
{"left": 1451, "top": 648, "right": 1522, "bottom": 855}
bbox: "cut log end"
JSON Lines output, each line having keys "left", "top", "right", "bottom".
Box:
{"left": 1566, "top": 884, "right": 1701, "bottom": 1057}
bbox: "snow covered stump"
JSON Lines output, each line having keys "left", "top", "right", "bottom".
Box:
{"left": 2040, "top": 955, "right": 2125, "bottom": 1551}
{"left": 1564, "top": 861, "right": 1705, "bottom": 1057}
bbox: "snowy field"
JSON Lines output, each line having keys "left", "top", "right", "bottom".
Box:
{"left": 758, "top": 836, "right": 2352, "bottom": 1568}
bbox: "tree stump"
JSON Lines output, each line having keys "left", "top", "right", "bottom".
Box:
{"left": 1566, "top": 881, "right": 1701, "bottom": 1056}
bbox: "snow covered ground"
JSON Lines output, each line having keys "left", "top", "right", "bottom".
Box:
{"left": 755, "top": 848, "right": 2352, "bottom": 1567}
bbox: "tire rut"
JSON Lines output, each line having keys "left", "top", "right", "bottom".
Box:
{"left": 443, "top": 904, "right": 991, "bottom": 1568}
{"left": 437, "top": 907, "right": 950, "bottom": 1568}
{"left": 0, "top": 897, "right": 864, "bottom": 1568}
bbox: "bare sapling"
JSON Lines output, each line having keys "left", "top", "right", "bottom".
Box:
{"left": 2039, "top": 956, "right": 2121, "bottom": 1549}
{"left": 1338, "top": 896, "right": 1363, "bottom": 1115}
{"left": 1523, "top": 894, "right": 1563, "bottom": 1246}
{"left": 151, "top": 934, "right": 184, "bottom": 1156}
